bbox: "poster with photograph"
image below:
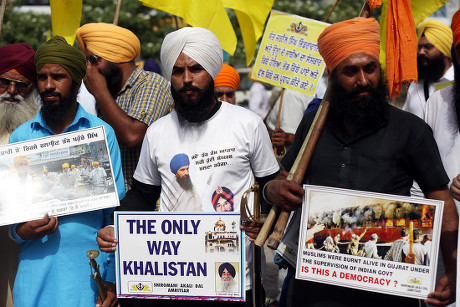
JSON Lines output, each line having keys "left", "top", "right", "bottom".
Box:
{"left": 0, "top": 126, "right": 119, "bottom": 226}
{"left": 115, "top": 212, "right": 245, "bottom": 301}
{"left": 296, "top": 185, "right": 443, "bottom": 299}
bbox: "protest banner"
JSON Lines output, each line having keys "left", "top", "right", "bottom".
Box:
{"left": 296, "top": 185, "right": 443, "bottom": 299}
{"left": 0, "top": 126, "right": 119, "bottom": 226}
{"left": 115, "top": 212, "right": 245, "bottom": 301}
{"left": 251, "top": 10, "right": 329, "bottom": 96}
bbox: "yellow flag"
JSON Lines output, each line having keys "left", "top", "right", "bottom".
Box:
{"left": 50, "top": 0, "right": 82, "bottom": 46}
{"left": 222, "top": 0, "right": 274, "bottom": 66}
{"left": 141, "top": 0, "right": 237, "bottom": 55}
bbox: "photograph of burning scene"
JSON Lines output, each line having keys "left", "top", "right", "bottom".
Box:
{"left": 302, "top": 186, "right": 443, "bottom": 266}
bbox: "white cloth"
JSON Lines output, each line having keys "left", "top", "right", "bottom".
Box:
{"left": 249, "top": 82, "right": 269, "bottom": 118}
{"left": 266, "top": 89, "right": 314, "bottom": 134}
{"left": 425, "top": 85, "right": 460, "bottom": 211}
{"left": 363, "top": 240, "right": 380, "bottom": 259}
{"left": 403, "top": 242, "right": 428, "bottom": 265}
{"left": 403, "top": 65, "right": 454, "bottom": 120}
{"left": 134, "top": 102, "right": 279, "bottom": 290}
{"left": 77, "top": 81, "right": 97, "bottom": 116}
{"left": 166, "top": 177, "right": 202, "bottom": 211}
{"left": 160, "top": 27, "right": 223, "bottom": 81}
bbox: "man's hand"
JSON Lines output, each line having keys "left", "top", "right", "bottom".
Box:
{"left": 96, "top": 281, "right": 117, "bottom": 307}
{"left": 96, "top": 227, "right": 117, "bottom": 253}
{"left": 266, "top": 179, "right": 304, "bottom": 211}
{"left": 16, "top": 214, "right": 58, "bottom": 240}
{"left": 271, "top": 128, "right": 287, "bottom": 148}
{"left": 450, "top": 173, "right": 460, "bottom": 201}
{"left": 83, "top": 62, "right": 110, "bottom": 98}
{"left": 241, "top": 221, "right": 262, "bottom": 241}
{"left": 425, "top": 273, "right": 456, "bottom": 306}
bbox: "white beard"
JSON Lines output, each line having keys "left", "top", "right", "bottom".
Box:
{"left": 0, "top": 90, "right": 39, "bottom": 138}
{"left": 221, "top": 277, "right": 235, "bottom": 292}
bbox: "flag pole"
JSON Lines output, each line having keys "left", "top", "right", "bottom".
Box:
{"left": 0, "top": 0, "right": 7, "bottom": 39}
{"left": 113, "top": 0, "right": 122, "bottom": 25}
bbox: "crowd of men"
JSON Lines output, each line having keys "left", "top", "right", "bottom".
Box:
{"left": 1, "top": 6, "right": 460, "bottom": 307}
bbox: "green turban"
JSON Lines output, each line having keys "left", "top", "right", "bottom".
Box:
{"left": 35, "top": 36, "right": 86, "bottom": 85}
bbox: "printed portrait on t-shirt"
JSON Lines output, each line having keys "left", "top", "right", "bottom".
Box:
{"left": 211, "top": 186, "right": 234, "bottom": 212}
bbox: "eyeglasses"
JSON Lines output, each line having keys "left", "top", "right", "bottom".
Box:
{"left": 0, "top": 77, "right": 32, "bottom": 93}
{"left": 87, "top": 55, "right": 101, "bottom": 65}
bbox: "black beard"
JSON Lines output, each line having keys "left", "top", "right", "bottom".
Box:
{"left": 417, "top": 52, "right": 446, "bottom": 83}
{"left": 452, "top": 52, "right": 460, "bottom": 131}
{"left": 40, "top": 83, "right": 79, "bottom": 126}
{"left": 329, "top": 75, "right": 388, "bottom": 131}
{"left": 177, "top": 174, "right": 192, "bottom": 190}
{"left": 171, "top": 79, "right": 216, "bottom": 123}
{"left": 103, "top": 62, "right": 123, "bottom": 98}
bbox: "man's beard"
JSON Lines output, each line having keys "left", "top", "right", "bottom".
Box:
{"left": 418, "top": 52, "right": 446, "bottom": 83}
{"left": 103, "top": 62, "right": 123, "bottom": 98}
{"left": 329, "top": 75, "right": 388, "bottom": 131}
{"left": 40, "top": 83, "right": 79, "bottom": 126}
{"left": 176, "top": 174, "right": 192, "bottom": 190}
{"left": 452, "top": 57, "right": 460, "bottom": 131}
{"left": 0, "top": 90, "right": 39, "bottom": 137}
{"left": 171, "top": 79, "right": 215, "bottom": 123}
{"left": 222, "top": 277, "right": 234, "bottom": 291}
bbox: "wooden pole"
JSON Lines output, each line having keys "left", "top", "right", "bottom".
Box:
{"left": 113, "top": 0, "right": 122, "bottom": 25}
{"left": 324, "top": 0, "right": 341, "bottom": 23}
{"left": 273, "top": 88, "right": 286, "bottom": 156}
{"left": 0, "top": 0, "right": 7, "bottom": 40}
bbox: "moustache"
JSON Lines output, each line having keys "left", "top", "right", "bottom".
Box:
{"left": 40, "top": 90, "right": 61, "bottom": 99}
{"left": 179, "top": 85, "right": 200, "bottom": 93}
{"left": 349, "top": 84, "right": 376, "bottom": 96}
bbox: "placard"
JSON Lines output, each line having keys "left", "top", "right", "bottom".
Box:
{"left": 115, "top": 212, "right": 245, "bottom": 301}
{"left": 0, "top": 126, "right": 119, "bottom": 226}
{"left": 296, "top": 185, "right": 443, "bottom": 299}
{"left": 252, "top": 10, "right": 329, "bottom": 96}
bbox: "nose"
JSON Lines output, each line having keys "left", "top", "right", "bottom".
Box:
{"left": 7, "top": 82, "right": 18, "bottom": 95}
{"left": 183, "top": 68, "right": 192, "bottom": 84}
{"left": 356, "top": 70, "right": 369, "bottom": 87}
{"left": 44, "top": 76, "right": 55, "bottom": 91}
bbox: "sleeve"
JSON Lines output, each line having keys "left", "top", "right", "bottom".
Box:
{"left": 132, "top": 126, "right": 162, "bottom": 186}
{"left": 126, "top": 73, "right": 173, "bottom": 126}
{"left": 279, "top": 92, "right": 314, "bottom": 134}
{"left": 249, "top": 117, "right": 280, "bottom": 178}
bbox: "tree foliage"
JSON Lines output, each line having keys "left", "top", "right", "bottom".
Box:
{"left": 0, "top": 0, "right": 378, "bottom": 66}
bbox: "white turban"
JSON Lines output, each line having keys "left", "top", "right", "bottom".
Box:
{"left": 160, "top": 27, "right": 223, "bottom": 81}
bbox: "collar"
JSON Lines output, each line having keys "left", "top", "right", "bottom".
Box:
{"left": 118, "top": 65, "right": 143, "bottom": 95}
{"left": 438, "top": 64, "right": 454, "bottom": 83}
{"left": 30, "top": 104, "right": 90, "bottom": 134}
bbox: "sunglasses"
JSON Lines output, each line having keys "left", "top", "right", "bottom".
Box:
{"left": 87, "top": 55, "right": 102, "bottom": 65}
{"left": 0, "top": 77, "right": 32, "bottom": 93}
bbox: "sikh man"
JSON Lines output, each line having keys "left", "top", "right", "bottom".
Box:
{"left": 0, "top": 43, "right": 39, "bottom": 145}
{"left": 97, "top": 27, "right": 279, "bottom": 307}
{"left": 218, "top": 262, "right": 238, "bottom": 292}
{"left": 168, "top": 153, "right": 201, "bottom": 211}
{"left": 403, "top": 19, "right": 453, "bottom": 119}
{"left": 0, "top": 42, "right": 40, "bottom": 307}
{"left": 8, "top": 36, "right": 125, "bottom": 307}
{"left": 214, "top": 63, "right": 240, "bottom": 104}
{"left": 264, "top": 17, "right": 458, "bottom": 306}
{"left": 89, "top": 161, "right": 108, "bottom": 195}
{"left": 76, "top": 23, "right": 174, "bottom": 191}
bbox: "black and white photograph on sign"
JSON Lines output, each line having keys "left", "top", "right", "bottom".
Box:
{"left": 296, "top": 185, "right": 443, "bottom": 300}
{"left": 0, "top": 127, "right": 120, "bottom": 226}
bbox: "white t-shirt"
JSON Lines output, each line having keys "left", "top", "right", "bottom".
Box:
{"left": 134, "top": 102, "right": 279, "bottom": 290}
{"left": 266, "top": 89, "right": 314, "bottom": 135}
{"left": 425, "top": 85, "right": 460, "bottom": 211}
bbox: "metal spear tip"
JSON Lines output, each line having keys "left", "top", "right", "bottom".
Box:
{"left": 87, "top": 249, "right": 100, "bottom": 259}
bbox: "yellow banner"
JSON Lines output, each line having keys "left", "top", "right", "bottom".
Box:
{"left": 252, "top": 11, "right": 329, "bottom": 96}
{"left": 50, "top": 0, "right": 82, "bottom": 46}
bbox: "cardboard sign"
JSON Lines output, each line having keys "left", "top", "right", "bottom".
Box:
{"left": 115, "top": 212, "right": 245, "bottom": 301}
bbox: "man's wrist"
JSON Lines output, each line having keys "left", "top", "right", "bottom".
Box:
{"left": 262, "top": 181, "right": 275, "bottom": 206}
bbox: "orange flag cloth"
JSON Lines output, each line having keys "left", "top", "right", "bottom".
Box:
{"left": 385, "top": 0, "right": 417, "bottom": 98}
{"left": 317, "top": 17, "right": 380, "bottom": 72}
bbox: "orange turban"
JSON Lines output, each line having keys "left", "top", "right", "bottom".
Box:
{"left": 214, "top": 64, "right": 240, "bottom": 90}
{"left": 318, "top": 17, "right": 380, "bottom": 71}
{"left": 76, "top": 23, "right": 141, "bottom": 63}
{"left": 452, "top": 9, "right": 460, "bottom": 50}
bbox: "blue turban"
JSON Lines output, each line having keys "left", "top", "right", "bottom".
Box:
{"left": 170, "top": 153, "right": 190, "bottom": 174}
